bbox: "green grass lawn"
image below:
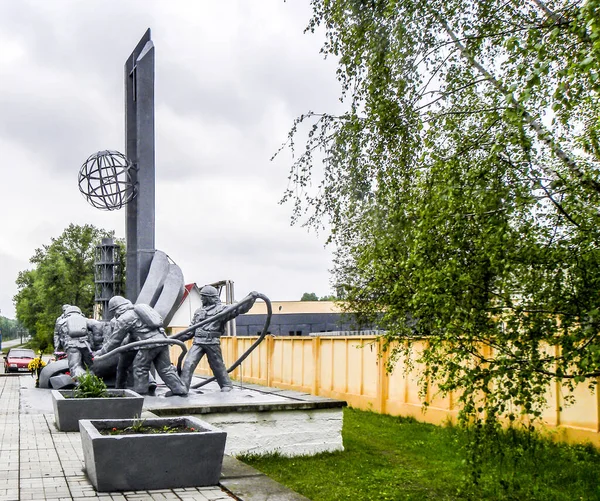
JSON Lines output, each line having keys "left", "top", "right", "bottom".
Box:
{"left": 239, "top": 407, "right": 600, "bottom": 501}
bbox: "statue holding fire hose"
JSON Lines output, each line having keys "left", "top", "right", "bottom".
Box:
{"left": 178, "top": 286, "right": 260, "bottom": 392}
{"left": 47, "top": 289, "right": 272, "bottom": 396}
{"left": 54, "top": 305, "right": 94, "bottom": 379}
{"left": 94, "top": 296, "right": 188, "bottom": 397}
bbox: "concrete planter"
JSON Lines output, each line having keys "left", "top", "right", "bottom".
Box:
{"left": 51, "top": 389, "right": 144, "bottom": 432}
{"left": 79, "top": 416, "right": 227, "bottom": 492}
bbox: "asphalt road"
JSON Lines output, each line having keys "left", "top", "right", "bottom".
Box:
{"left": 1, "top": 337, "right": 26, "bottom": 351}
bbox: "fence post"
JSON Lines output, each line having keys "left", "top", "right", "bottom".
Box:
{"left": 345, "top": 338, "right": 350, "bottom": 394}
{"left": 376, "top": 338, "right": 388, "bottom": 414}
{"left": 312, "top": 336, "right": 321, "bottom": 396}
{"left": 597, "top": 375, "right": 600, "bottom": 433}
{"left": 230, "top": 336, "right": 239, "bottom": 381}
{"left": 266, "top": 335, "right": 274, "bottom": 387}
{"left": 556, "top": 344, "right": 562, "bottom": 428}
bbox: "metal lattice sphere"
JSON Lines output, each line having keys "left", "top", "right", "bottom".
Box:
{"left": 78, "top": 150, "right": 137, "bottom": 211}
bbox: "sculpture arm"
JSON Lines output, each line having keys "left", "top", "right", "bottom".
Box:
{"left": 192, "top": 309, "right": 207, "bottom": 324}
{"left": 87, "top": 319, "right": 107, "bottom": 351}
{"left": 53, "top": 320, "right": 64, "bottom": 351}
{"left": 95, "top": 316, "right": 133, "bottom": 356}
{"left": 220, "top": 292, "right": 259, "bottom": 322}
{"left": 178, "top": 308, "right": 207, "bottom": 341}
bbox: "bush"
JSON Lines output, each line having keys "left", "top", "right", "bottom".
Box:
{"left": 73, "top": 371, "right": 108, "bottom": 398}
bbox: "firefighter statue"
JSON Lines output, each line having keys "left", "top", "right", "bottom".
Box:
{"left": 55, "top": 305, "right": 94, "bottom": 379}
{"left": 180, "top": 286, "right": 260, "bottom": 392}
{"left": 53, "top": 304, "right": 70, "bottom": 354}
{"left": 94, "top": 296, "right": 188, "bottom": 397}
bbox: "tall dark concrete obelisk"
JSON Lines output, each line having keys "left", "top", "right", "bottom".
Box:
{"left": 124, "top": 29, "right": 155, "bottom": 301}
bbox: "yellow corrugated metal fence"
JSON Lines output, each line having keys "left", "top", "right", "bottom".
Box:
{"left": 168, "top": 333, "right": 600, "bottom": 446}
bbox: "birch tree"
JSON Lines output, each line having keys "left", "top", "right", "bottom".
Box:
{"left": 284, "top": 0, "right": 600, "bottom": 421}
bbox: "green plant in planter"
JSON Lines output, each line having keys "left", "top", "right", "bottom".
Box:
{"left": 73, "top": 371, "right": 108, "bottom": 399}
{"left": 128, "top": 417, "right": 146, "bottom": 433}
{"left": 102, "top": 420, "right": 201, "bottom": 436}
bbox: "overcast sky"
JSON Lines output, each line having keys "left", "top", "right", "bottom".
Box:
{"left": 0, "top": 0, "right": 343, "bottom": 319}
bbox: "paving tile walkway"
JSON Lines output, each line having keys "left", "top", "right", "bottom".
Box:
{"left": 0, "top": 376, "right": 234, "bottom": 501}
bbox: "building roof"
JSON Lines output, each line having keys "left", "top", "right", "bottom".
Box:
{"left": 246, "top": 300, "right": 343, "bottom": 315}
{"left": 179, "top": 283, "right": 198, "bottom": 306}
{"left": 167, "top": 284, "right": 346, "bottom": 329}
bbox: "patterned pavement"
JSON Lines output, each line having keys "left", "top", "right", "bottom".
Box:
{"left": 0, "top": 376, "right": 235, "bottom": 501}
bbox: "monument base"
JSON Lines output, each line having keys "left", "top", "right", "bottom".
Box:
{"left": 21, "top": 375, "right": 346, "bottom": 458}
{"left": 146, "top": 379, "right": 346, "bottom": 457}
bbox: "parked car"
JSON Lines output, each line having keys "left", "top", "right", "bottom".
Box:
{"left": 3, "top": 348, "right": 36, "bottom": 373}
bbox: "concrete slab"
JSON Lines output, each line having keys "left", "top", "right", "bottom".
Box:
{"left": 273, "top": 394, "right": 340, "bottom": 403}
{"left": 265, "top": 390, "right": 312, "bottom": 398}
{"left": 20, "top": 376, "right": 295, "bottom": 416}
{"left": 143, "top": 377, "right": 346, "bottom": 415}
{"left": 221, "top": 456, "right": 264, "bottom": 479}
{"left": 143, "top": 378, "right": 293, "bottom": 413}
{"left": 20, "top": 375, "right": 55, "bottom": 414}
{"left": 145, "top": 377, "right": 346, "bottom": 458}
{"left": 220, "top": 456, "right": 311, "bottom": 500}
{"left": 221, "top": 475, "right": 311, "bottom": 501}
{"left": 21, "top": 375, "right": 345, "bottom": 416}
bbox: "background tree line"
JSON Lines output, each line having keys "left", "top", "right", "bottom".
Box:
{"left": 14, "top": 224, "right": 123, "bottom": 352}
{"left": 0, "top": 316, "right": 22, "bottom": 341}
{"left": 300, "top": 292, "right": 338, "bottom": 301}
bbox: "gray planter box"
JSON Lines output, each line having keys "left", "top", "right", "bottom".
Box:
{"left": 79, "top": 416, "right": 227, "bottom": 492}
{"left": 52, "top": 389, "right": 144, "bottom": 432}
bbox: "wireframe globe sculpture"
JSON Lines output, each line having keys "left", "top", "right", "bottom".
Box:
{"left": 78, "top": 150, "right": 137, "bottom": 211}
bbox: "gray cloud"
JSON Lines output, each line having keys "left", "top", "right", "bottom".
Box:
{"left": 0, "top": 251, "right": 28, "bottom": 316}
{"left": 0, "top": 0, "right": 340, "bottom": 319}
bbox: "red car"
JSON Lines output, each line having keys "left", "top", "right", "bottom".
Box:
{"left": 3, "top": 348, "right": 36, "bottom": 373}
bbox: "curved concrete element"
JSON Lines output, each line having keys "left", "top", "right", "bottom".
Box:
{"left": 135, "top": 250, "right": 169, "bottom": 306}
{"left": 90, "top": 350, "right": 120, "bottom": 381}
{"left": 153, "top": 263, "right": 185, "bottom": 326}
{"left": 135, "top": 250, "right": 184, "bottom": 326}
{"left": 40, "top": 249, "right": 184, "bottom": 389}
{"left": 39, "top": 356, "right": 118, "bottom": 389}
{"left": 39, "top": 359, "right": 70, "bottom": 389}
{"left": 49, "top": 374, "right": 77, "bottom": 390}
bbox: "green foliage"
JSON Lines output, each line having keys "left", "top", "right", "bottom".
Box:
{"left": 300, "top": 292, "right": 338, "bottom": 301}
{"left": 319, "top": 294, "right": 338, "bottom": 301}
{"left": 242, "top": 408, "right": 462, "bottom": 501}
{"left": 103, "top": 421, "right": 200, "bottom": 435}
{"left": 241, "top": 407, "right": 600, "bottom": 500}
{"left": 73, "top": 371, "right": 108, "bottom": 399}
{"left": 127, "top": 417, "right": 146, "bottom": 432}
{"left": 284, "top": 1, "right": 600, "bottom": 423}
{"left": 13, "top": 224, "right": 124, "bottom": 352}
{"left": 459, "top": 419, "right": 600, "bottom": 499}
{"left": 0, "top": 316, "right": 23, "bottom": 341}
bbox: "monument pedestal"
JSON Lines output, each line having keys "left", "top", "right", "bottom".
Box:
{"left": 145, "top": 379, "right": 347, "bottom": 457}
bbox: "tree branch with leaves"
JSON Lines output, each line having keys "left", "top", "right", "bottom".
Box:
{"left": 14, "top": 224, "right": 124, "bottom": 351}
{"left": 281, "top": 0, "right": 600, "bottom": 425}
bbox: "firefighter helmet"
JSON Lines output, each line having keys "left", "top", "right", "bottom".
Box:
{"left": 199, "top": 285, "right": 219, "bottom": 297}
{"left": 108, "top": 295, "right": 132, "bottom": 312}
{"left": 64, "top": 305, "right": 82, "bottom": 316}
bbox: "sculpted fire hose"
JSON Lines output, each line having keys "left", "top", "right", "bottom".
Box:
{"left": 171, "top": 290, "right": 272, "bottom": 391}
